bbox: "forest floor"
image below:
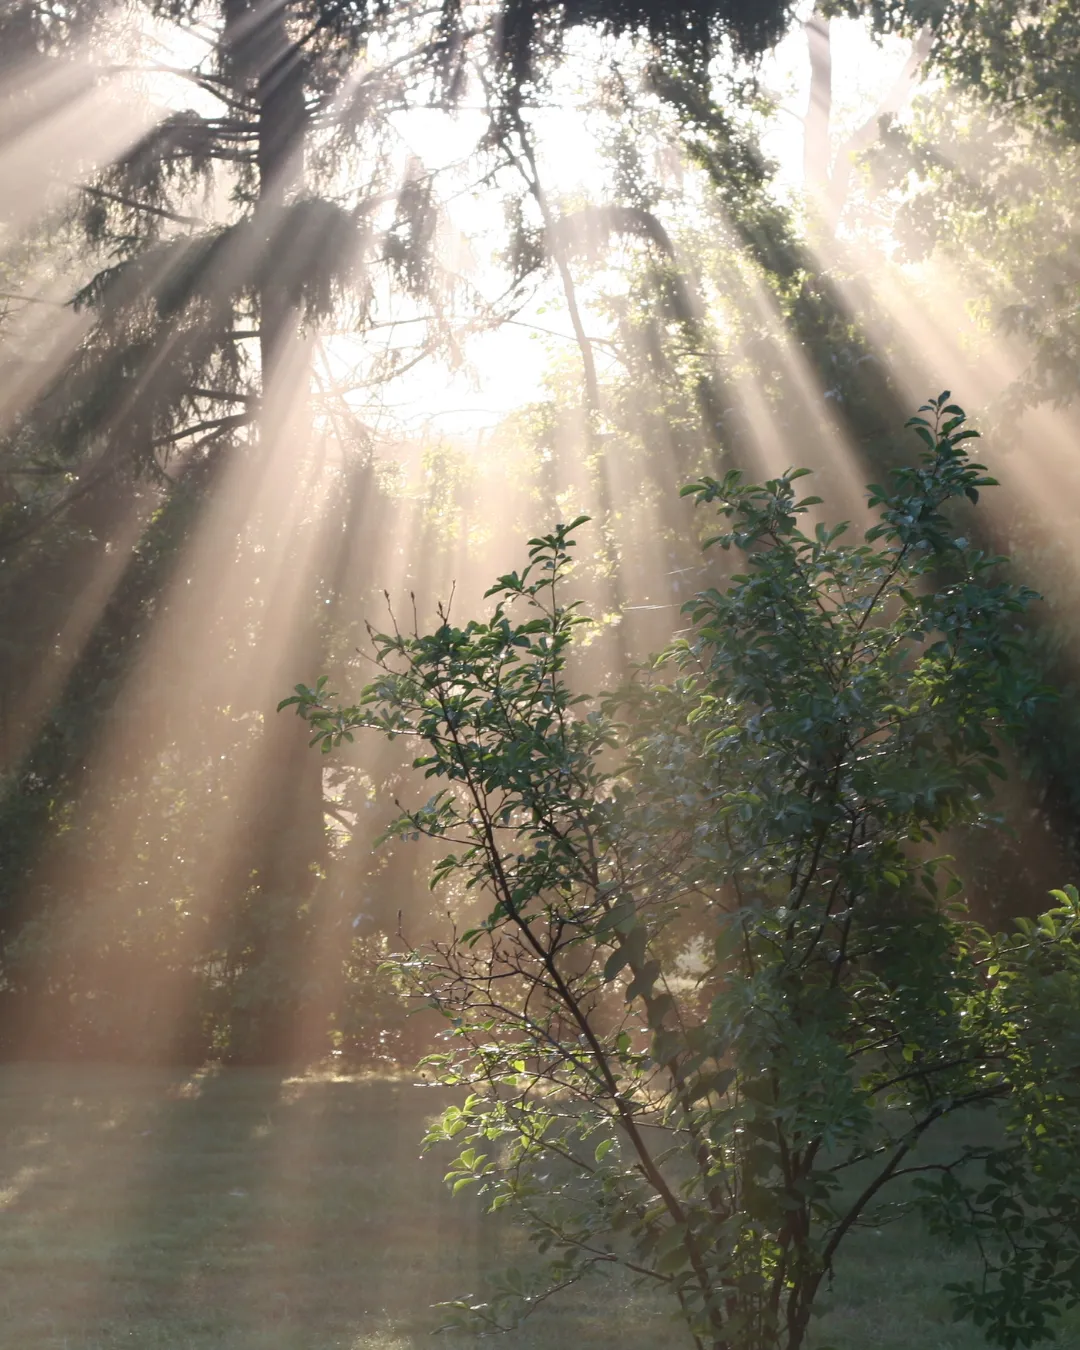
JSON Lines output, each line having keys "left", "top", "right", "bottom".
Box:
{"left": 0, "top": 1063, "right": 1074, "bottom": 1350}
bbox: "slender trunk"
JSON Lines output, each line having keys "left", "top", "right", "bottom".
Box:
{"left": 824, "top": 25, "right": 933, "bottom": 228}
{"left": 803, "top": 10, "right": 832, "bottom": 210}
{"left": 498, "top": 108, "right": 632, "bottom": 668}
{"left": 804, "top": 10, "right": 934, "bottom": 235}
{"left": 553, "top": 204, "right": 729, "bottom": 462}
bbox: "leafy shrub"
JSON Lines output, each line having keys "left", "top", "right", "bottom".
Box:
{"left": 284, "top": 397, "right": 1080, "bottom": 1350}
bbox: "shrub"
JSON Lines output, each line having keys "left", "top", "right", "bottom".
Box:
{"left": 283, "top": 396, "right": 1080, "bottom": 1350}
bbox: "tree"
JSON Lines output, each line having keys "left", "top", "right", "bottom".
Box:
{"left": 803, "top": 8, "right": 934, "bottom": 237}
{"left": 0, "top": 0, "right": 804, "bottom": 1060}
{"left": 285, "top": 397, "right": 1080, "bottom": 1349}
{"left": 0, "top": 0, "right": 796, "bottom": 516}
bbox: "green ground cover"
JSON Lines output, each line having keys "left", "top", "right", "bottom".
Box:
{"left": 0, "top": 1065, "right": 1075, "bottom": 1350}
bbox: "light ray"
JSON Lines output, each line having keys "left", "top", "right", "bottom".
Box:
{"left": 0, "top": 54, "right": 163, "bottom": 235}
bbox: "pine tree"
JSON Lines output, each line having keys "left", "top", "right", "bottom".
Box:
{"left": 0, "top": 0, "right": 795, "bottom": 1059}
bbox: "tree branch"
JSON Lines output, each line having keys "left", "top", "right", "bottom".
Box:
{"left": 80, "top": 184, "right": 206, "bottom": 228}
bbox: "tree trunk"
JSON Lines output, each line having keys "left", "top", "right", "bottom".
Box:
{"left": 220, "top": 0, "right": 330, "bottom": 1061}
{"left": 803, "top": 9, "right": 832, "bottom": 210}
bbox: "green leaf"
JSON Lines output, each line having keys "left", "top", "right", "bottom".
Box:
{"left": 604, "top": 947, "right": 630, "bottom": 982}
{"left": 625, "top": 960, "right": 661, "bottom": 1003}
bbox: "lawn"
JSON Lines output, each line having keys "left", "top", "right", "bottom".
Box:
{"left": 0, "top": 1064, "right": 1074, "bottom": 1350}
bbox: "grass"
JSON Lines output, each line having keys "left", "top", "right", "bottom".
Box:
{"left": 0, "top": 1064, "right": 1075, "bottom": 1350}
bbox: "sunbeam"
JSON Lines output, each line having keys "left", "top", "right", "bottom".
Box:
{"left": 6, "top": 3, "right": 1080, "bottom": 1347}
{"left": 0, "top": 47, "right": 163, "bottom": 235}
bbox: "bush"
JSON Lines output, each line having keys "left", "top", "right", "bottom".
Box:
{"left": 284, "top": 396, "right": 1080, "bottom": 1350}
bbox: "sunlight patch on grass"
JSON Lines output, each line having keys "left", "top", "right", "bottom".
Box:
{"left": 0, "top": 1163, "right": 45, "bottom": 1208}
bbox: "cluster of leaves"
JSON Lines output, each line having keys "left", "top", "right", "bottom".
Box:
{"left": 492, "top": 0, "right": 791, "bottom": 109}
{"left": 286, "top": 398, "right": 1080, "bottom": 1350}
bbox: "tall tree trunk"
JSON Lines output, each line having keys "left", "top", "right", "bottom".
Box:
{"left": 803, "top": 9, "right": 832, "bottom": 213}
{"left": 221, "top": 0, "right": 330, "bottom": 1061}
{"left": 804, "top": 10, "right": 934, "bottom": 236}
